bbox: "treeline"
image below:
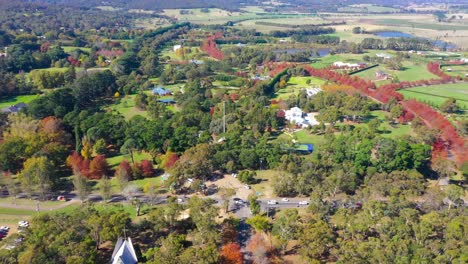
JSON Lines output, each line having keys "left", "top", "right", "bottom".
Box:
{"left": 269, "top": 27, "right": 336, "bottom": 38}
{"left": 255, "top": 21, "right": 346, "bottom": 29}
{"left": 360, "top": 37, "right": 434, "bottom": 51}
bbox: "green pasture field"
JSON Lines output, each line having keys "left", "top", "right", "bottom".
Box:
{"left": 62, "top": 46, "right": 91, "bottom": 53}
{"left": 233, "top": 15, "right": 322, "bottom": 32}
{"left": 338, "top": 4, "right": 400, "bottom": 13}
{"left": 440, "top": 64, "right": 468, "bottom": 78}
{"left": 274, "top": 76, "right": 325, "bottom": 99}
{"left": 354, "top": 61, "right": 439, "bottom": 82}
{"left": 162, "top": 8, "right": 259, "bottom": 25}
{"left": 0, "top": 94, "right": 40, "bottom": 108}
{"left": 373, "top": 18, "right": 468, "bottom": 31}
{"left": 399, "top": 83, "right": 468, "bottom": 110}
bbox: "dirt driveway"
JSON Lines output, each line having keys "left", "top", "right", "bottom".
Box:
{"left": 206, "top": 174, "right": 253, "bottom": 200}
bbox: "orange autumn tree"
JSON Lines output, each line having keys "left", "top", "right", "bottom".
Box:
{"left": 220, "top": 242, "right": 243, "bottom": 264}
{"left": 89, "top": 155, "right": 109, "bottom": 179}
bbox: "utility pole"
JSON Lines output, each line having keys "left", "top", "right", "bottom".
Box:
{"left": 223, "top": 101, "right": 226, "bottom": 134}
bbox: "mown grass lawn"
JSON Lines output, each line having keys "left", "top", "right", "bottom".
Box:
{"left": 399, "top": 83, "right": 468, "bottom": 110}
{"left": 106, "top": 152, "right": 153, "bottom": 168}
{"left": 0, "top": 94, "right": 40, "bottom": 108}
{"left": 107, "top": 95, "right": 148, "bottom": 120}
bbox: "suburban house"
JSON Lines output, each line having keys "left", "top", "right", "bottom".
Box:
{"left": 1, "top": 102, "right": 28, "bottom": 113}
{"left": 173, "top": 45, "right": 182, "bottom": 52}
{"left": 284, "top": 107, "right": 319, "bottom": 128}
{"left": 375, "top": 70, "right": 389, "bottom": 80}
{"left": 151, "top": 87, "right": 172, "bottom": 96}
{"left": 110, "top": 237, "right": 138, "bottom": 264}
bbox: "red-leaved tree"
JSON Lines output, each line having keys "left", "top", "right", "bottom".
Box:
{"left": 220, "top": 243, "right": 243, "bottom": 264}
{"left": 140, "top": 160, "right": 154, "bottom": 178}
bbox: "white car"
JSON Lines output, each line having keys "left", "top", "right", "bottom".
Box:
{"left": 0, "top": 226, "right": 9, "bottom": 231}
{"left": 267, "top": 200, "right": 278, "bottom": 205}
{"left": 244, "top": 185, "right": 250, "bottom": 189}
{"left": 298, "top": 201, "right": 309, "bottom": 205}
{"left": 281, "top": 198, "right": 289, "bottom": 202}
{"left": 18, "top": 221, "right": 29, "bottom": 228}
{"left": 176, "top": 198, "right": 184, "bottom": 203}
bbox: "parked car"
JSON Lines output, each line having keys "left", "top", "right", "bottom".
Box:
{"left": 0, "top": 226, "right": 10, "bottom": 232}
{"left": 176, "top": 198, "right": 183, "bottom": 203}
{"left": 57, "top": 195, "right": 66, "bottom": 201}
{"left": 243, "top": 185, "right": 250, "bottom": 189}
{"left": 298, "top": 201, "right": 309, "bottom": 205}
{"left": 267, "top": 200, "right": 278, "bottom": 205}
{"left": 281, "top": 198, "right": 289, "bottom": 202}
{"left": 18, "top": 221, "right": 29, "bottom": 228}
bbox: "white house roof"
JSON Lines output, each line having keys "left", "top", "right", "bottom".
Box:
{"left": 111, "top": 237, "right": 138, "bottom": 264}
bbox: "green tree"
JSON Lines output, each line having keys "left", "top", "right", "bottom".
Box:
{"left": 298, "top": 216, "right": 335, "bottom": 262}
{"left": 246, "top": 215, "right": 271, "bottom": 233}
{"left": 99, "top": 176, "right": 112, "bottom": 201}
{"left": 440, "top": 98, "right": 459, "bottom": 113}
{"left": 120, "top": 138, "right": 138, "bottom": 164}
{"left": 73, "top": 171, "right": 90, "bottom": 203}
{"left": 19, "top": 156, "right": 55, "bottom": 200}
{"left": 219, "top": 187, "right": 236, "bottom": 213}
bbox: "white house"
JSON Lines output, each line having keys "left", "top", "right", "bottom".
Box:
{"left": 284, "top": 107, "right": 319, "bottom": 128}
{"left": 305, "top": 88, "right": 322, "bottom": 97}
{"left": 111, "top": 237, "right": 138, "bottom": 264}
{"left": 173, "top": 45, "right": 182, "bottom": 52}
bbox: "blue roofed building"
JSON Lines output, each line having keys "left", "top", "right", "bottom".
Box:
{"left": 151, "top": 87, "right": 172, "bottom": 96}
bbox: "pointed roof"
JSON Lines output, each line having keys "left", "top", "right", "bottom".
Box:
{"left": 111, "top": 237, "right": 138, "bottom": 264}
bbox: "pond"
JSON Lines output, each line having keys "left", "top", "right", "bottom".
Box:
{"left": 373, "top": 31, "right": 457, "bottom": 49}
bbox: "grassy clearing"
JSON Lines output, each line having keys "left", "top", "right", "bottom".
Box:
{"left": 274, "top": 76, "right": 325, "bottom": 99}
{"left": 369, "top": 111, "right": 413, "bottom": 138}
{"left": 399, "top": 83, "right": 468, "bottom": 110}
{"left": 0, "top": 94, "right": 40, "bottom": 108}
{"left": 293, "top": 130, "right": 324, "bottom": 145}
{"left": 62, "top": 46, "right": 91, "bottom": 53}
{"left": 106, "top": 152, "right": 153, "bottom": 168}
{"left": 107, "top": 94, "right": 148, "bottom": 120}
{"left": 251, "top": 170, "right": 282, "bottom": 198}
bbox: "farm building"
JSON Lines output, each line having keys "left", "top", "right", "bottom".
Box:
{"left": 151, "top": 87, "right": 172, "bottom": 96}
